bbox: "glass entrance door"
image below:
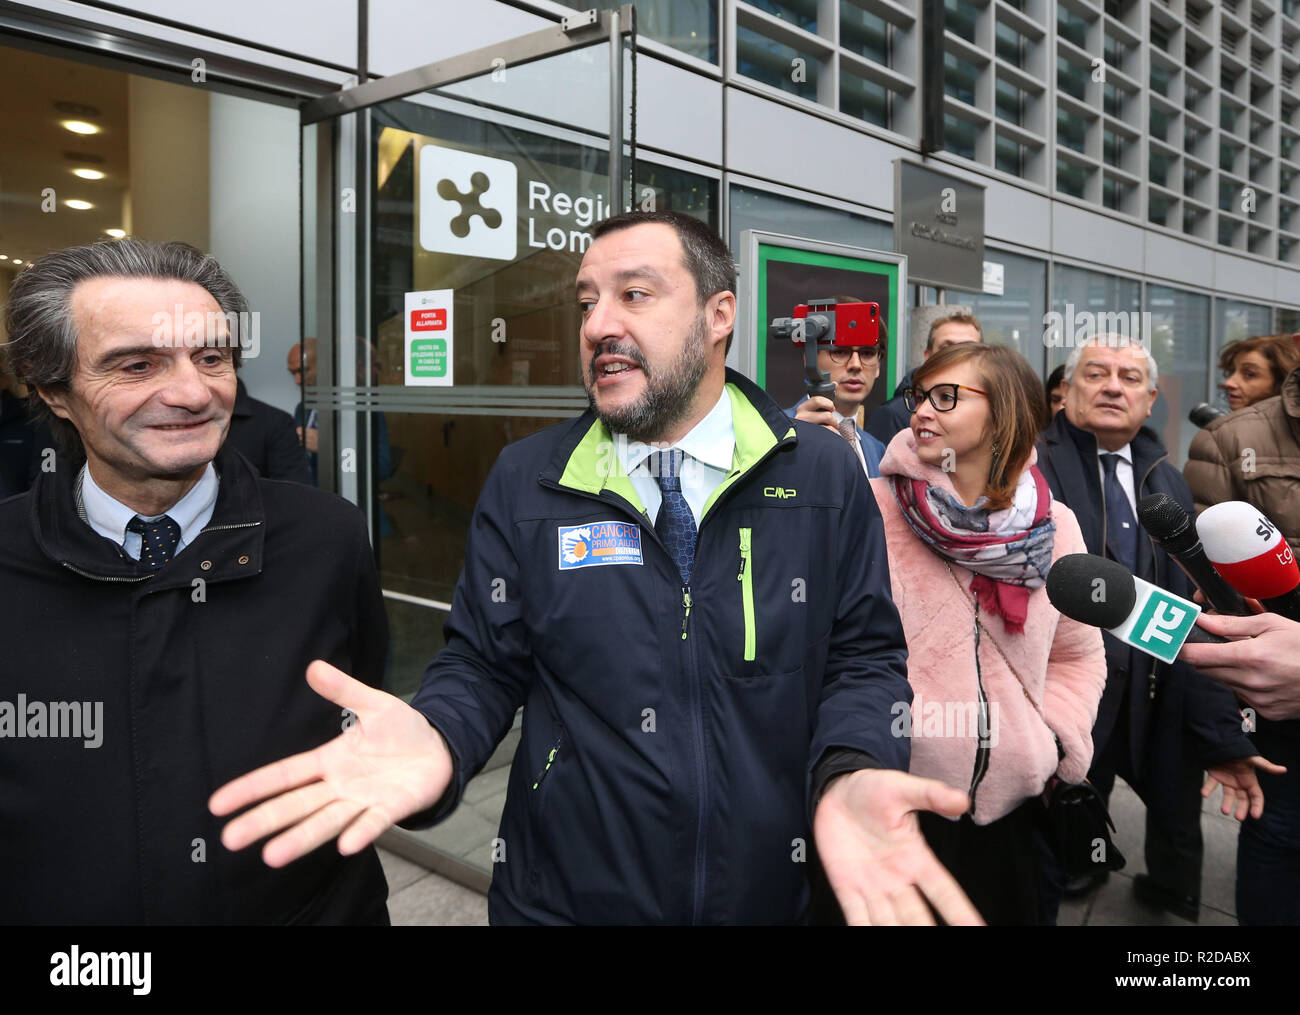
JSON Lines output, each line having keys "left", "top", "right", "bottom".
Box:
{"left": 300, "top": 11, "right": 640, "bottom": 887}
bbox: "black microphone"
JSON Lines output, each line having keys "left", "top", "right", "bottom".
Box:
{"left": 1188, "top": 403, "right": 1226, "bottom": 428}
{"left": 1137, "top": 493, "right": 1249, "bottom": 616}
{"left": 1045, "top": 554, "right": 1227, "bottom": 654}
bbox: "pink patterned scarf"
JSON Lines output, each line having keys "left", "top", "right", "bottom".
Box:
{"left": 880, "top": 429, "right": 1056, "bottom": 634}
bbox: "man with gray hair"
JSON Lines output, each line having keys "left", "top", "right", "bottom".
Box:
{"left": 1036, "top": 334, "right": 1276, "bottom": 920}
{"left": 0, "top": 238, "right": 389, "bottom": 924}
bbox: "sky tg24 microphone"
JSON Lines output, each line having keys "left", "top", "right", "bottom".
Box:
{"left": 1196, "top": 501, "right": 1300, "bottom": 622}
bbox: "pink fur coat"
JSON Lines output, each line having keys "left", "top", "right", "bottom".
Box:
{"left": 869, "top": 438, "right": 1107, "bottom": 825}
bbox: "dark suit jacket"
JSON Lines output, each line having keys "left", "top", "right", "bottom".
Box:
{"left": 225, "top": 379, "right": 311, "bottom": 484}
{"left": 0, "top": 390, "right": 49, "bottom": 499}
{"left": 1035, "top": 410, "right": 1253, "bottom": 782}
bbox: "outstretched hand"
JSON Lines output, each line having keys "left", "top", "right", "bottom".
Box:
{"left": 1202, "top": 755, "right": 1288, "bottom": 822}
{"left": 209, "top": 660, "right": 453, "bottom": 866}
{"left": 813, "top": 768, "right": 985, "bottom": 926}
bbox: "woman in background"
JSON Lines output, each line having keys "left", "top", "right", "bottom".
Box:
{"left": 1217, "top": 334, "right": 1300, "bottom": 411}
{"left": 869, "top": 343, "right": 1106, "bottom": 925}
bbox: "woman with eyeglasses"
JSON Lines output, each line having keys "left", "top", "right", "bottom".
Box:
{"left": 867, "top": 342, "right": 1106, "bottom": 925}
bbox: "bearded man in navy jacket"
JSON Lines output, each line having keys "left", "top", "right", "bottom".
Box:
{"left": 212, "top": 212, "right": 985, "bottom": 926}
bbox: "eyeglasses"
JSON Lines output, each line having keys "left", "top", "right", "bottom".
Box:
{"left": 903, "top": 382, "right": 989, "bottom": 412}
{"left": 826, "top": 345, "right": 879, "bottom": 364}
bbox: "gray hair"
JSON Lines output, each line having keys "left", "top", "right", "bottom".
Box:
{"left": 1063, "top": 334, "right": 1159, "bottom": 391}
{"left": 2, "top": 239, "right": 249, "bottom": 453}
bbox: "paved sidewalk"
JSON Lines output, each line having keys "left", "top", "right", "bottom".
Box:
{"left": 379, "top": 776, "right": 1241, "bottom": 926}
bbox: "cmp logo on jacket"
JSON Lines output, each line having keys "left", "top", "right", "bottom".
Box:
{"left": 558, "top": 521, "right": 644, "bottom": 569}
{"left": 419, "top": 144, "right": 518, "bottom": 260}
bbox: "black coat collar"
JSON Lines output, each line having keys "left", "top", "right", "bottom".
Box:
{"left": 30, "top": 443, "right": 265, "bottom": 587}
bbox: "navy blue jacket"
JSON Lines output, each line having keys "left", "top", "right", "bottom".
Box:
{"left": 409, "top": 369, "right": 910, "bottom": 924}
{"left": 785, "top": 397, "right": 886, "bottom": 477}
{"left": 1035, "top": 411, "right": 1253, "bottom": 778}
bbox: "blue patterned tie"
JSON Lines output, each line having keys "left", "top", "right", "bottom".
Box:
{"left": 1100, "top": 454, "right": 1137, "bottom": 573}
{"left": 652, "top": 449, "right": 696, "bottom": 587}
{"left": 128, "top": 514, "right": 182, "bottom": 570}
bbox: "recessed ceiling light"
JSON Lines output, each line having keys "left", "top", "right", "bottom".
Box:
{"left": 61, "top": 120, "right": 99, "bottom": 135}
{"left": 105, "top": 229, "right": 126, "bottom": 238}
{"left": 72, "top": 168, "right": 106, "bottom": 180}
{"left": 65, "top": 199, "right": 94, "bottom": 210}
{"left": 12, "top": 259, "right": 23, "bottom": 265}
{"left": 0, "top": 255, "right": 7, "bottom": 260}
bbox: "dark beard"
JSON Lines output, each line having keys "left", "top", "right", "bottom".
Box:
{"left": 585, "top": 315, "right": 710, "bottom": 443}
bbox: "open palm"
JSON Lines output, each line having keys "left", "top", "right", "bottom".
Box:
{"left": 210, "top": 660, "right": 454, "bottom": 867}
{"left": 814, "top": 768, "right": 985, "bottom": 926}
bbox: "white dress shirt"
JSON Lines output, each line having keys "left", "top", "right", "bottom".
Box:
{"left": 80, "top": 463, "right": 219, "bottom": 560}
{"left": 619, "top": 386, "right": 734, "bottom": 528}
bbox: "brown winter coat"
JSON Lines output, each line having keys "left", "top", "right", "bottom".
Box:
{"left": 1183, "top": 367, "right": 1300, "bottom": 550}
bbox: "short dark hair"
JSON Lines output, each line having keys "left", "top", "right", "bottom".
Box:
{"left": 3, "top": 239, "right": 248, "bottom": 452}
{"left": 591, "top": 211, "right": 737, "bottom": 352}
{"left": 1045, "top": 363, "right": 1066, "bottom": 393}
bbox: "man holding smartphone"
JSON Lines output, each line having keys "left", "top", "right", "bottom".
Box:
{"left": 787, "top": 298, "right": 886, "bottom": 477}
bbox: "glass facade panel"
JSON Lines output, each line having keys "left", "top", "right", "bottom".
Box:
{"left": 748, "top": 0, "right": 819, "bottom": 32}
{"left": 1214, "top": 298, "right": 1274, "bottom": 363}
{"left": 728, "top": 184, "right": 892, "bottom": 255}
{"left": 961, "top": 249, "right": 1048, "bottom": 377}
{"left": 1058, "top": 5, "right": 1091, "bottom": 48}
{"left": 1058, "top": 56, "right": 1089, "bottom": 101}
{"left": 945, "top": 0, "right": 978, "bottom": 42}
{"left": 945, "top": 113, "right": 979, "bottom": 159}
{"left": 841, "top": 1, "right": 890, "bottom": 63}
{"left": 553, "top": 0, "right": 718, "bottom": 62}
{"left": 1147, "top": 285, "right": 1211, "bottom": 465}
{"left": 944, "top": 51, "right": 979, "bottom": 105}
{"left": 1050, "top": 264, "right": 1141, "bottom": 371}
{"left": 995, "top": 78, "right": 1024, "bottom": 126}
{"left": 841, "top": 70, "right": 890, "bottom": 127}
{"left": 1057, "top": 158, "right": 1090, "bottom": 197}
{"left": 995, "top": 21, "right": 1026, "bottom": 68}
{"left": 736, "top": 24, "right": 820, "bottom": 101}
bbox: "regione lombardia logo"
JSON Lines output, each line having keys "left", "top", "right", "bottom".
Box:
{"left": 419, "top": 144, "right": 517, "bottom": 260}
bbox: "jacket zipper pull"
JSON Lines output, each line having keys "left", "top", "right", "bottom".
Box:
{"left": 737, "top": 529, "right": 751, "bottom": 580}
{"left": 681, "top": 587, "right": 692, "bottom": 641}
